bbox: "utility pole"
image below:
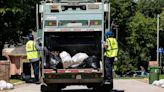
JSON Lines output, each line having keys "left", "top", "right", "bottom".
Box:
{"left": 157, "top": 14, "right": 160, "bottom": 66}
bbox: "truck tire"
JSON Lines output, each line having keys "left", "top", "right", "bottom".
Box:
{"left": 41, "top": 84, "right": 62, "bottom": 92}
{"left": 93, "top": 84, "right": 112, "bottom": 92}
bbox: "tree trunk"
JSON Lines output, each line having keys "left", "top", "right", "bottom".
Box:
{"left": 0, "top": 41, "right": 5, "bottom": 60}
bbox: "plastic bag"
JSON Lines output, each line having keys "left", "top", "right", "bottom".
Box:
{"left": 59, "top": 51, "right": 72, "bottom": 62}
{"left": 49, "top": 55, "right": 63, "bottom": 70}
{"left": 72, "top": 53, "right": 88, "bottom": 63}
{"left": 83, "top": 55, "right": 99, "bottom": 69}
{"left": 0, "top": 80, "right": 7, "bottom": 90}
{"left": 0, "top": 80, "right": 14, "bottom": 90}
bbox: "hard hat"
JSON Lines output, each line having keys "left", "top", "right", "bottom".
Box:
{"left": 105, "top": 31, "right": 113, "bottom": 36}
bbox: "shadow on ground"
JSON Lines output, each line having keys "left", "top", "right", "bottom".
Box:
{"left": 62, "top": 89, "right": 124, "bottom": 92}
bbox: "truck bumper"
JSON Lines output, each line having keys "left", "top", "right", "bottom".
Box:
{"left": 43, "top": 78, "right": 103, "bottom": 84}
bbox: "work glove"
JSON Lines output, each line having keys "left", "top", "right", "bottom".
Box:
{"left": 114, "top": 57, "right": 118, "bottom": 62}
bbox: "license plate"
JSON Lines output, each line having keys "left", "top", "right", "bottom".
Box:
{"left": 76, "top": 75, "right": 82, "bottom": 79}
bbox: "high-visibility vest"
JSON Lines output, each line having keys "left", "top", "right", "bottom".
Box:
{"left": 104, "top": 37, "right": 118, "bottom": 58}
{"left": 26, "top": 40, "right": 39, "bottom": 59}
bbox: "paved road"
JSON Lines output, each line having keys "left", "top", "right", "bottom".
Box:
{"left": 113, "top": 79, "right": 164, "bottom": 92}
{"left": 5, "top": 79, "right": 164, "bottom": 92}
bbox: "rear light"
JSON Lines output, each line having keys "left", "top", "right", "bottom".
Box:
{"left": 50, "top": 5, "right": 59, "bottom": 12}
{"left": 45, "top": 21, "right": 57, "bottom": 26}
{"left": 90, "top": 20, "right": 101, "bottom": 26}
{"left": 88, "top": 4, "right": 99, "bottom": 9}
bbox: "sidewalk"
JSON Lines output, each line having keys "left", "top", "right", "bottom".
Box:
{"left": 114, "top": 79, "right": 164, "bottom": 92}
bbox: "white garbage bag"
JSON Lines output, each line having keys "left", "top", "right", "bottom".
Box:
{"left": 59, "top": 51, "right": 72, "bottom": 62}
{"left": 152, "top": 80, "right": 159, "bottom": 86}
{"left": 161, "top": 84, "right": 164, "bottom": 88}
{"left": 6, "top": 83, "right": 14, "bottom": 89}
{"left": 72, "top": 53, "right": 88, "bottom": 63}
{"left": 0, "top": 80, "right": 7, "bottom": 90}
{"left": 158, "top": 79, "right": 164, "bottom": 86}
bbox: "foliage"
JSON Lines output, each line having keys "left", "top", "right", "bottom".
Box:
{"left": 0, "top": 0, "right": 40, "bottom": 59}
{"left": 159, "top": 12, "right": 164, "bottom": 48}
{"left": 110, "top": 0, "right": 164, "bottom": 74}
{"left": 126, "top": 12, "right": 156, "bottom": 69}
{"left": 136, "top": 0, "right": 164, "bottom": 18}
{"left": 115, "top": 49, "right": 136, "bottom": 75}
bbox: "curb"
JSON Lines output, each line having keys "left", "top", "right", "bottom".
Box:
{"left": 13, "top": 81, "right": 25, "bottom": 86}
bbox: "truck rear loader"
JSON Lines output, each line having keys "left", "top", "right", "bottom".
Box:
{"left": 36, "top": 0, "right": 112, "bottom": 92}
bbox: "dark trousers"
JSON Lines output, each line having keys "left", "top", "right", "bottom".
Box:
{"left": 105, "top": 57, "right": 114, "bottom": 81}
{"left": 31, "top": 61, "right": 39, "bottom": 81}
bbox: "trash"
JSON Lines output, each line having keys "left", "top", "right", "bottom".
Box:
{"left": 159, "top": 79, "right": 164, "bottom": 86}
{"left": 69, "top": 55, "right": 99, "bottom": 69}
{"left": 0, "top": 80, "right": 14, "bottom": 90}
{"left": 68, "top": 64, "right": 82, "bottom": 69}
{"left": 152, "top": 79, "right": 164, "bottom": 88}
{"left": 49, "top": 51, "right": 63, "bottom": 70}
{"left": 59, "top": 51, "right": 72, "bottom": 63}
{"left": 72, "top": 53, "right": 88, "bottom": 63}
{"left": 84, "top": 55, "right": 99, "bottom": 69}
{"left": 152, "top": 80, "right": 159, "bottom": 86}
{"left": 59, "top": 51, "right": 72, "bottom": 68}
{"left": 161, "top": 84, "right": 164, "bottom": 88}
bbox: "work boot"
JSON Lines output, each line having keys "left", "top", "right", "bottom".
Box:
{"left": 104, "top": 80, "right": 112, "bottom": 84}
{"left": 35, "top": 81, "right": 41, "bottom": 84}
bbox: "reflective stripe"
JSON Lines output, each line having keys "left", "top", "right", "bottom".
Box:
{"left": 104, "top": 38, "right": 118, "bottom": 58}
{"left": 26, "top": 40, "right": 39, "bottom": 60}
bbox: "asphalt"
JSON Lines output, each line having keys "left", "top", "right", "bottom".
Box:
{"left": 113, "top": 79, "right": 164, "bottom": 92}
{"left": 2, "top": 79, "right": 164, "bottom": 92}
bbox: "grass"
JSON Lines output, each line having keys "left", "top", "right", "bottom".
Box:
{"left": 115, "top": 77, "right": 147, "bottom": 79}
{"left": 160, "top": 74, "right": 164, "bottom": 79}
{"left": 9, "top": 79, "right": 23, "bottom": 84}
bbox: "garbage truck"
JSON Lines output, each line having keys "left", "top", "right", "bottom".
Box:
{"left": 36, "top": 0, "right": 112, "bottom": 92}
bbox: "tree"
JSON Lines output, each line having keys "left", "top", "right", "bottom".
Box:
{"left": 136, "top": 0, "right": 164, "bottom": 18}
{"left": 110, "top": 0, "right": 138, "bottom": 74}
{"left": 0, "top": 0, "right": 40, "bottom": 59}
{"left": 110, "top": 0, "right": 164, "bottom": 74}
{"left": 126, "top": 12, "right": 156, "bottom": 69}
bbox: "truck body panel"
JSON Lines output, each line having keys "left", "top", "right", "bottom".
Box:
{"left": 36, "top": 0, "right": 112, "bottom": 92}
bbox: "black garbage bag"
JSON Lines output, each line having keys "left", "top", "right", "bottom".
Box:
{"left": 83, "top": 55, "right": 99, "bottom": 69}
{"left": 49, "top": 55, "right": 63, "bottom": 70}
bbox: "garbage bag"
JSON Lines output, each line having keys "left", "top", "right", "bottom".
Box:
{"left": 159, "top": 79, "right": 164, "bottom": 85}
{"left": 72, "top": 53, "right": 88, "bottom": 63}
{"left": 0, "top": 80, "right": 7, "bottom": 90}
{"left": 59, "top": 51, "right": 72, "bottom": 62}
{"left": 83, "top": 55, "right": 99, "bottom": 69}
{"left": 49, "top": 55, "right": 63, "bottom": 70}
{"left": 6, "top": 83, "right": 14, "bottom": 89}
{"left": 0, "top": 80, "right": 14, "bottom": 90}
{"left": 68, "top": 64, "right": 81, "bottom": 69}
{"left": 68, "top": 61, "right": 87, "bottom": 69}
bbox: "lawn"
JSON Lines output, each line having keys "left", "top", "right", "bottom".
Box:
{"left": 9, "top": 79, "right": 24, "bottom": 84}
{"left": 160, "top": 74, "right": 164, "bottom": 79}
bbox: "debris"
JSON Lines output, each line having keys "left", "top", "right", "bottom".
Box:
{"left": 0, "top": 80, "right": 14, "bottom": 90}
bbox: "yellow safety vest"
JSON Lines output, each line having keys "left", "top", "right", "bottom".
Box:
{"left": 104, "top": 37, "right": 118, "bottom": 58}
{"left": 26, "top": 40, "right": 39, "bottom": 60}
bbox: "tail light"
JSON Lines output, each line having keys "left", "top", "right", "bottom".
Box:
{"left": 90, "top": 20, "right": 101, "bottom": 26}
{"left": 45, "top": 21, "right": 57, "bottom": 26}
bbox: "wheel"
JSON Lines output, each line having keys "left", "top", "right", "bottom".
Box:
{"left": 93, "top": 84, "right": 112, "bottom": 92}
{"left": 41, "top": 84, "right": 62, "bottom": 92}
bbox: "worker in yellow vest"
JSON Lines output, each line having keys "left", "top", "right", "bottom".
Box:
{"left": 104, "top": 31, "right": 118, "bottom": 83}
{"left": 25, "top": 35, "right": 41, "bottom": 84}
